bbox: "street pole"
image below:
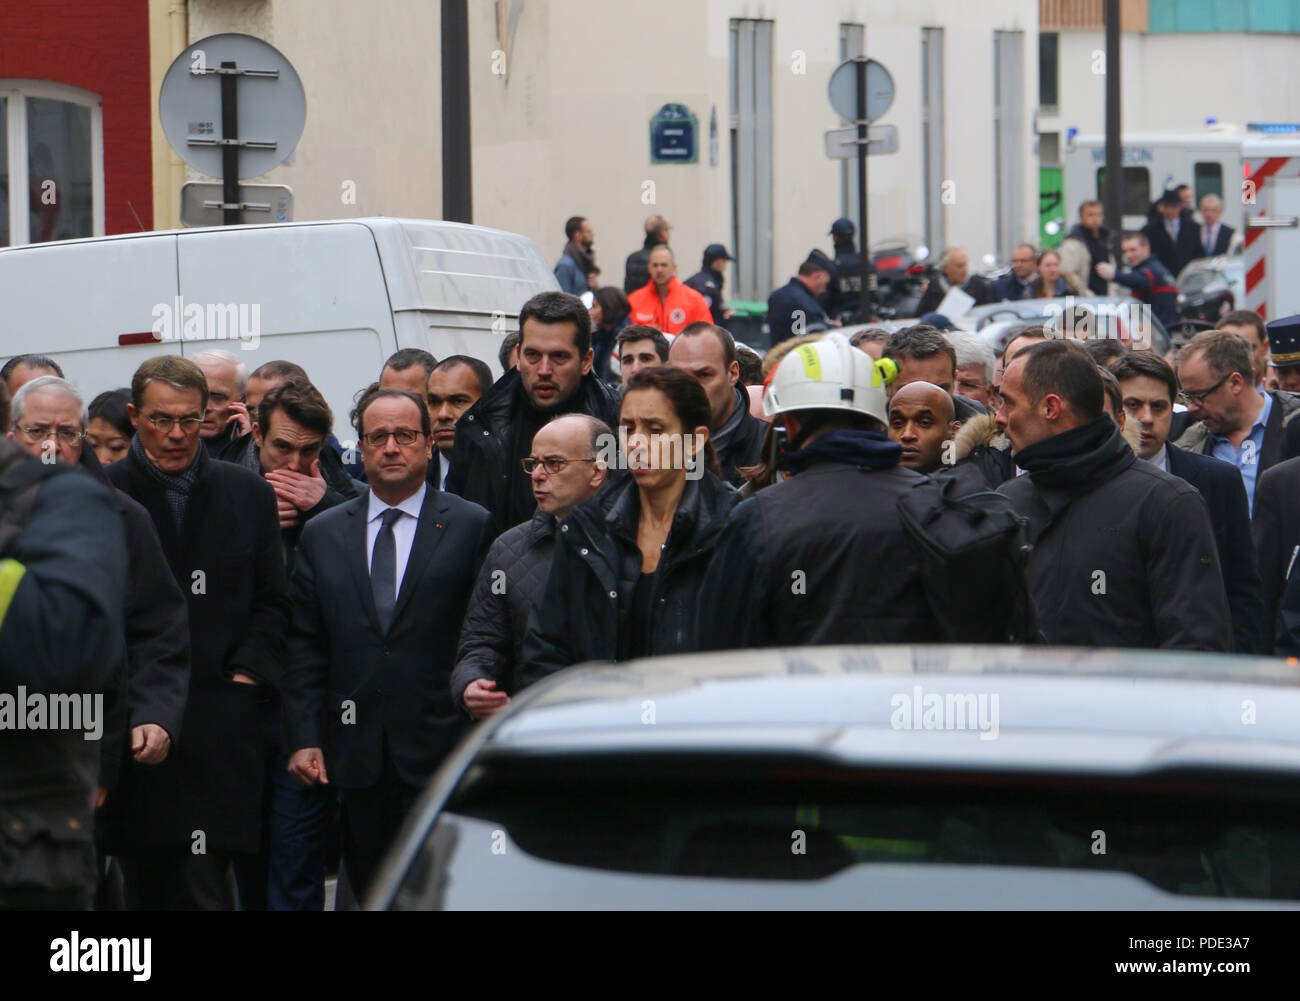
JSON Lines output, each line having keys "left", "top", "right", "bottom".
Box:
{"left": 1104, "top": 0, "right": 1122, "bottom": 257}
{"left": 856, "top": 58, "right": 871, "bottom": 322}
{"left": 220, "top": 61, "right": 240, "bottom": 225}
{"left": 441, "top": 0, "right": 472, "bottom": 223}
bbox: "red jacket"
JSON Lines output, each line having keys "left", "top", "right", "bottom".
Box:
{"left": 627, "top": 278, "right": 712, "bottom": 334}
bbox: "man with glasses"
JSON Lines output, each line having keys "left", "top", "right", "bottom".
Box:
{"left": 453, "top": 414, "right": 611, "bottom": 721}
{"left": 8, "top": 375, "right": 191, "bottom": 905}
{"left": 283, "top": 388, "right": 493, "bottom": 903}
{"left": 989, "top": 244, "right": 1039, "bottom": 302}
{"left": 104, "top": 355, "right": 288, "bottom": 909}
{"left": 1173, "top": 329, "right": 1300, "bottom": 513}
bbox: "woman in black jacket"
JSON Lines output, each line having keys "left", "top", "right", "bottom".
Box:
{"left": 521, "top": 366, "right": 738, "bottom": 682}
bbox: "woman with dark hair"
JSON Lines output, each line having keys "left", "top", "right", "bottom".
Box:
{"left": 521, "top": 365, "right": 738, "bottom": 679}
{"left": 85, "top": 387, "right": 134, "bottom": 467}
{"left": 589, "top": 286, "right": 630, "bottom": 384}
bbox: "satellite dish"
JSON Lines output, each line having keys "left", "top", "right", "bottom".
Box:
{"left": 159, "top": 33, "right": 306, "bottom": 179}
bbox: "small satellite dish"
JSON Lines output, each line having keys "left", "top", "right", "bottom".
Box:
{"left": 159, "top": 33, "right": 306, "bottom": 180}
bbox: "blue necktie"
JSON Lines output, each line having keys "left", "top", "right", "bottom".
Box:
{"left": 371, "top": 508, "right": 402, "bottom": 632}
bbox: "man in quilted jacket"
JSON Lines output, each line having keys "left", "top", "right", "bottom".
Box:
{"left": 451, "top": 414, "right": 612, "bottom": 718}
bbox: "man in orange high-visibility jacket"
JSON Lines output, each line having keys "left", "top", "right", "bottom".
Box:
{"left": 627, "top": 244, "right": 713, "bottom": 336}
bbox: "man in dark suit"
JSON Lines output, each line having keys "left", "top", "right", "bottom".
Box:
{"left": 1252, "top": 454, "right": 1300, "bottom": 650}
{"left": 105, "top": 355, "right": 288, "bottom": 910}
{"left": 988, "top": 244, "right": 1039, "bottom": 302}
{"left": 1198, "top": 194, "right": 1234, "bottom": 257}
{"left": 284, "top": 388, "right": 494, "bottom": 902}
{"left": 1143, "top": 189, "right": 1203, "bottom": 277}
{"left": 1113, "top": 352, "right": 1264, "bottom": 653}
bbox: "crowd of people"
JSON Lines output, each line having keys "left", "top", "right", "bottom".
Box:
{"left": 1, "top": 190, "right": 1291, "bottom": 912}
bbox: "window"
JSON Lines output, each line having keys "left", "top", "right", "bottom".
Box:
{"left": 1, "top": 81, "right": 103, "bottom": 246}
{"left": 1195, "top": 161, "right": 1224, "bottom": 203}
{"left": 1039, "top": 32, "right": 1059, "bottom": 109}
{"left": 1096, "top": 166, "right": 1151, "bottom": 216}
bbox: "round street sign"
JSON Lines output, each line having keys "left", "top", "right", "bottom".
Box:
{"left": 827, "top": 58, "right": 895, "bottom": 123}
{"left": 159, "top": 33, "right": 306, "bottom": 179}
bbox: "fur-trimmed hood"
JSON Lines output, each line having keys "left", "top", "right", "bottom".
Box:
{"left": 954, "top": 413, "right": 1009, "bottom": 461}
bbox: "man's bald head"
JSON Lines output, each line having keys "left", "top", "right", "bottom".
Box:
{"left": 887, "top": 380, "right": 960, "bottom": 473}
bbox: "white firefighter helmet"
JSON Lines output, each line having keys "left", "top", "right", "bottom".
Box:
{"left": 762, "top": 332, "right": 897, "bottom": 425}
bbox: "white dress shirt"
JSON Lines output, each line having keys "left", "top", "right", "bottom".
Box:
{"left": 438, "top": 452, "right": 452, "bottom": 491}
{"left": 1202, "top": 223, "right": 1219, "bottom": 255}
{"left": 1148, "top": 445, "right": 1168, "bottom": 472}
{"left": 366, "top": 482, "right": 427, "bottom": 597}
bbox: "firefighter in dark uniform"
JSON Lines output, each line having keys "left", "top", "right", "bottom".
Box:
{"left": 1095, "top": 231, "right": 1179, "bottom": 330}
{"left": 822, "top": 217, "right": 875, "bottom": 322}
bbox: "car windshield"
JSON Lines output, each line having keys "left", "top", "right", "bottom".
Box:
{"left": 400, "top": 754, "right": 1300, "bottom": 904}
{"left": 1179, "top": 269, "right": 1218, "bottom": 294}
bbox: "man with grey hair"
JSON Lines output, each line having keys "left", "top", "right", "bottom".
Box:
{"left": 945, "top": 331, "right": 996, "bottom": 408}
{"left": 1199, "top": 193, "right": 1234, "bottom": 257}
{"left": 193, "top": 349, "right": 251, "bottom": 458}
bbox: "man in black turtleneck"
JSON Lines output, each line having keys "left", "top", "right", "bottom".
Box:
{"left": 996, "top": 339, "right": 1230, "bottom": 651}
{"left": 446, "top": 292, "right": 619, "bottom": 534}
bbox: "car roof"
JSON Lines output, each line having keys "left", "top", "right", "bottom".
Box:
{"left": 484, "top": 645, "right": 1300, "bottom": 775}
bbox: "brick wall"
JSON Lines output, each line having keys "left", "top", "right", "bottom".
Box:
{"left": 1, "top": 0, "right": 154, "bottom": 234}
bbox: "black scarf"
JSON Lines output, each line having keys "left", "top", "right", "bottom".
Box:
{"left": 779, "top": 429, "right": 901, "bottom": 475}
{"left": 1013, "top": 416, "right": 1133, "bottom": 491}
{"left": 563, "top": 239, "right": 598, "bottom": 279}
{"left": 132, "top": 432, "right": 203, "bottom": 534}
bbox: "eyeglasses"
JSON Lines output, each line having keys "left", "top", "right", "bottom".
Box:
{"left": 361, "top": 428, "right": 426, "bottom": 448}
{"left": 144, "top": 415, "right": 204, "bottom": 434}
{"left": 1178, "top": 372, "right": 1232, "bottom": 406}
{"left": 521, "top": 456, "right": 596, "bottom": 475}
{"left": 16, "top": 425, "right": 85, "bottom": 445}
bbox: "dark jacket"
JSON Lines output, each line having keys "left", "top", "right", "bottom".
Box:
{"left": 1175, "top": 389, "right": 1300, "bottom": 474}
{"left": 0, "top": 445, "right": 126, "bottom": 907}
{"left": 821, "top": 243, "right": 874, "bottom": 320}
{"left": 953, "top": 413, "right": 1017, "bottom": 488}
{"left": 988, "top": 272, "right": 1036, "bottom": 302}
{"left": 684, "top": 268, "right": 728, "bottom": 326}
{"left": 521, "top": 472, "right": 738, "bottom": 683}
{"left": 452, "top": 510, "right": 557, "bottom": 713}
{"left": 1251, "top": 454, "right": 1300, "bottom": 646}
{"left": 767, "top": 277, "right": 831, "bottom": 344}
{"left": 1143, "top": 214, "right": 1203, "bottom": 277}
{"left": 104, "top": 444, "right": 289, "bottom": 854}
{"left": 201, "top": 420, "right": 246, "bottom": 461}
{"left": 1200, "top": 223, "right": 1235, "bottom": 258}
{"left": 998, "top": 418, "right": 1231, "bottom": 650}
{"left": 623, "top": 234, "right": 663, "bottom": 294}
{"left": 712, "top": 386, "right": 768, "bottom": 487}
{"left": 1165, "top": 444, "right": 1265, "bottom": 654}
{"left": 1111, "top": 253, "right": 1179, "bottom": 329}
{"left": 697, "top": 451, "right": 940, "bottom": 649}
{"left": 283, "top": 487, "right": 494, "bottom": 789}
{"left": 75, "top": 447, "right": 190, "bottom": 795}
{"left": 445, "top": 367, "right": 620, "bottom": 534}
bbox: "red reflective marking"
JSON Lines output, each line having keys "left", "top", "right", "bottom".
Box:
{"left": 118, "top": 332, "right": 160, "bottom": 346}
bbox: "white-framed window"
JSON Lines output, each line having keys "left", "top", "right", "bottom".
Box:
{"left": 1, "top": 80, "right": 104, "bottom": 247}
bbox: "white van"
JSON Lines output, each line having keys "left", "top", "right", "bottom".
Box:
{"left": 0, "top": 218, "right": 559, "bottom": 441}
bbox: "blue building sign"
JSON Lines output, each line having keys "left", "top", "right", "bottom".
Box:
{"left": 651, "top": 104, "right": 698, "bottom": 164}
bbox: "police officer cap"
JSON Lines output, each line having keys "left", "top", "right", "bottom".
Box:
{"left": 1157, "top": 189, "right": 1183, "bottom": 208}
{"left": 803, "top": 249, "right": 835, "bottom": 274}
{"left": 703, "top": 243, "right": 733, "bottom": 264}
{"left": 1266, "top": 313, "right": 1300, "bottom": 368}
{"left": 829, "top": 217, "right": 855, "bottom": 237}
